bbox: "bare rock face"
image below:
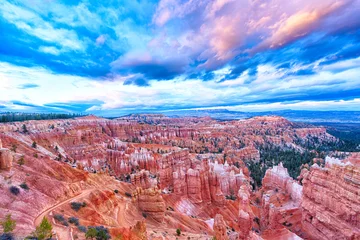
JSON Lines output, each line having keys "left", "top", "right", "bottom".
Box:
{"left": 173, "top": 170, "right": 187, "bottom": 195}
{"left": 238, "top": 185, "right": 253, "bottom": 239}
{"left": 133, "top": 187, "right": 166, "bottom": 223}
{"left": 209, "top": 171, "right": 225, "bottom": 206}
{"left": 260, "top": 163, "right": 304, "bottom": 236}
{"left": 186, "top": 168, "right": 202, "bottom": 203}
{"left": 301, "top": 163, "right": 360, "bottom": 240}
{"left": 0, "top": 139, "right": 13, "bottom": 170}
{"left": 214, "top": 214, "right": 229, "bottom": 240}
{"left": 262, "top": 162, "right": 302, "bottom": 202}
{"left": 131, "top": 170, "right": 157, "bottom": 189}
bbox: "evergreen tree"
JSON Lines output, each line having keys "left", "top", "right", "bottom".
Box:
{"left": 1, "top": 214, "right": 16, "bottom": 233}
{"left": 31, "top": 217, "right": 52, "bottom": 240}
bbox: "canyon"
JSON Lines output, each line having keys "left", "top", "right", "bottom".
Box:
{"left": 0, "top": 115, "right": 359, "bottom": 240}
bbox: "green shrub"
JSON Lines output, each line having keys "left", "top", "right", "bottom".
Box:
{"left": 20, "top": 182, "right": 29, "bottom": 190}
{"left": 85, "top": 226, "right": 110, "bottom": 240}
{"left": 31, "top": 217, "right": 52, "bottom": 240}
{"left": 176, "top": 228, "right": 181, "bottom": 236}
{"left": 9, "top": 186, "right": 20, "bottom": 196}
{"left": 17, "top": 156, "right": 25, "bottom": 166}
{"left": 77, "top": 225, "right": 87, "bottom": 233}
{"left": 1, "top": 214, "right": 16, "bottom": 233}
{"left": 70, "top": 202, "right": 86, "bottom": 212}
{"left": 53, "top": 214, "right": 65, "bottom": 222}
{"left": 68, "top": 217, "right": 79, "bottom": 226}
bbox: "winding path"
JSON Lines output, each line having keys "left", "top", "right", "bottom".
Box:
{"left": 34, "top": 188, "right": 96, "bottom": 226}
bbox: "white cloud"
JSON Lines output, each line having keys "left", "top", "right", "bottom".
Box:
{"left": 96, "top": 35, "right": 106, "bottom": 45}
{"left": 1, "top": 56, "right": 360, "bottom": 113}
{"left": 0, "top": 2, "right": 86, "bottom": 51}
{"left": 38, "top": 46, "right": 61, "bottom": 55}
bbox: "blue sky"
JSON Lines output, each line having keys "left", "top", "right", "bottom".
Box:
{"left": 1, "top": 0, "right": 360, "bottom": 116}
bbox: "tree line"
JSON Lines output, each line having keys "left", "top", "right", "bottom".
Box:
{"left": 0, "top": 112, "right": 86, "bottom": 123}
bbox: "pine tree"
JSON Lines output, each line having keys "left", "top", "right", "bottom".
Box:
{"left": 32, "top": 217, "right": 52, "bottom": 240}
{"left": 22, "top": 124, "right": 28, "bottom": 133}
{"left": 1, "top": 214, "right": 16, "bottom": 233}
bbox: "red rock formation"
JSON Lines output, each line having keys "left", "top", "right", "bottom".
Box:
{"left": 301, "top": 163, "right": 360, "bottom": 240}
{"left": 238, "top": 185, "right": 253, "bottom": 239}
{"left": 214, "top": 214, "right": 229, "bottom": 240}
{"left": 132, "top": 187, "right": 166, "bottom": 223}
{"left": 0, "top": 141, "right": 13, "bottom": 170}
{"left": 262, "top": 163, "right": 302, "bottom": 202}
{"left": 0, "top": 115, "right": 345, "bottom": 240}
{"left": 260, "top": 163, "right": 304, "bottom": 237}
{"left": 186, "top": 169, "right": 202, "bottom": 203}
{"left": 131, "top": 170, "right": 157, "bottom": 189}
{"left": 209, "top": 171, "right": 225, "bottom": 206}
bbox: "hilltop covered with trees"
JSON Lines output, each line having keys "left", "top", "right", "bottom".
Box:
{"left": 0, "top": 113, "right": 86, "bottom": 123}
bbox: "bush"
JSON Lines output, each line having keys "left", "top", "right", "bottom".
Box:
{"left": 70, "top": 202, "right": 85, "bottom": 212}
{"left": 142, "top": 212, "right": 147, "bottom": 218}
{"left": 9, "top": 186, "right": 20, "bottom": 196}
{"left": 225, "top": 195, "right": 236, "bottom": 201}
{"left": 68, "top": 217, "right": 79, "bottom": 226}
{"left": 31, "top": 217, "right": 52, "bottom": 240}
{"left": 20, "top": 182, "right": 29, "bottom": 190}
{"left": 33, "top": 153, "right": 38, "bottom": 158}
{"left": 86, "top": 226, "right": 110, "bottom": 240}
{"left": 77, "top": 225, "right": 87, "bottom": 233}
{"left": 22, "top": 124, "right": 28, "bottom": 133}
{"left": 1, "top": 214, "right": 16, "bottom": 233}
{"left": 125, "top": 192, "right": 132, "bottom": 198}
{"left": 10, "top": 144, "right": 17, "bottom": 153}
{"left": 85, "top": 227, "right": 97, "bottom": 239}
{"left": 0, "top": 233, "right": 14, "bottom": 240}
{"left": 32, "top": 142, "right": 37, "bottom": 148}
{"left": 176, "top": 228, "right": 181, "bottom": 236}
{"left": 61, "top": 221, "right": 69, "bottom": 227}
{"left": 114, "top": 189, "right": 119, "bottom": 194}
{"left": 53, "top": 214, "right": 65, "bottom": 222}
{"left": 17, "top": 156, "right": 25, "bottom": 166}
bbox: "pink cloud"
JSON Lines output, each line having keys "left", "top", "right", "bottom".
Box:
{"left": 149, "top": 0, "right": 355, "bottom": 70}
{"left": 96, "top": 35, "right": 106, "bottom": 45}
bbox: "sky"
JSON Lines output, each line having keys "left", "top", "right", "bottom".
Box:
{"left": 1, "top": 0, "right": 360, "bottom": 116}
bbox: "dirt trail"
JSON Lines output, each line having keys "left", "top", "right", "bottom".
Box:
{"left": 34, "top": 188, "right": 96, "bottom": 226}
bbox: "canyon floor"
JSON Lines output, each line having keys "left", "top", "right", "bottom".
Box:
{"left": 0, "top": 115, "right": 359, "bottom": 240}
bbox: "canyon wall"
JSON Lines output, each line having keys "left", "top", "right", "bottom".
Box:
{"left": 302, "top": 163, "right": 360, "bottom": 240}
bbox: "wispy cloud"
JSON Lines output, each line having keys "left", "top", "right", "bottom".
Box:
{"left": 17, "top": 83, "right": 40, "bottom": 89}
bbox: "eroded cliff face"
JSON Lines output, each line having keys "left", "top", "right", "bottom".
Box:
{"left": 132, "top": 187, "right": 166, "bottom": 223}
{"left": 0, "top": 139, "right": 13, "bottom": 170}
{"left": 214, "top": 214, "right": 229, "bottom": 240}
{"left": 0, "top": 115, "right": 355, "bottom": 240}
{"left": 260, "top": 163, "right": 304, "bottom": 238}
{"left": 301, "top": 163, "right": 360, "bottom": 240}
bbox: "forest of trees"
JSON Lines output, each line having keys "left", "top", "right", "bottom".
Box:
{"left": 0, "top": 112, "right": 86, "bottom": 123}
{"left": 247, "top": 146, "right": 318, "bottom": 189}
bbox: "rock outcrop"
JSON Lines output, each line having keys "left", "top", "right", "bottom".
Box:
{"left": 260, "top": 163, "right": 303, "bottom": 236}
{"left": 133, "top": 187, "right": 166, "bottom": 223}
{"left": 214, "top": 214, "right": 229, "bottom": 240}
{"left": 301, "top": 162, "right": 360, "bottom": 240}
{"left": 0, "top": 148, "right": 12, "bottom": 170}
